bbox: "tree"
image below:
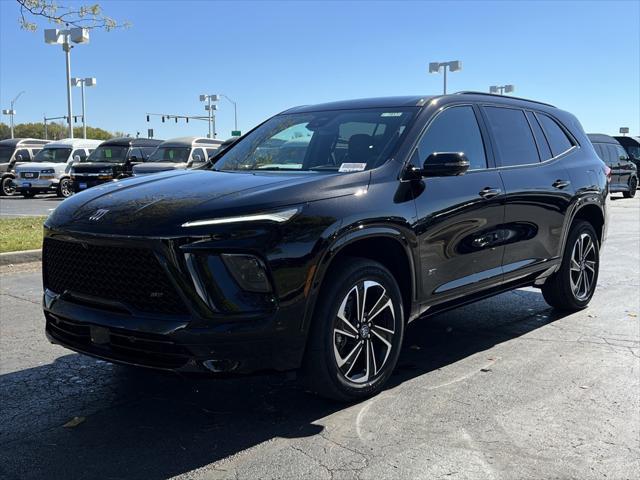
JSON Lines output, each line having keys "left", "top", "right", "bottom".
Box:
{"left": 0, "top": 122, "right": 116, "bottom": 141}
{"left": 16, "top": 0, "right": 130, "bottom": 32}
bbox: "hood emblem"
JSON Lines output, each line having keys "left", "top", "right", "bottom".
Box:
{"left": 89, "top": 209, "right": 109, "bottom": 221}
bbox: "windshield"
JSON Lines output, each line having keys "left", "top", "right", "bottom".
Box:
{"left": 213, "top": 107, "right": 417, "bottom": 172}
{"left": 32, "top": 147, "right": 72, "bottom": 163}
{"left": 148, "top": 146, "right": 191, "bottom": 163}
{"left": 0, "top": 146, "right": 14, "bottom": 162}
{"left": 85, "top": 145, "right": 129, "bottom": 163}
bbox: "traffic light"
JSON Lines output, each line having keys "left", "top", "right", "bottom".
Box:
{"left": 162, "top": 116, "right": 165, "bottom": 123}
{"left": 146, "top": 115, "right": 150, "bottom": 122}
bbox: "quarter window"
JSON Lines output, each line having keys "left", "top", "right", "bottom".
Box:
{"left": 536, "top": 113, "right": 574, "bottom": 157}
{"left": 526, "top": 111, "right": 552, "bottom": 161}
{"left": 484, "top": 106, "right": 539, "bottom": 166}
{"left": 417, "top": 106, "right": 487, "bottom": 170}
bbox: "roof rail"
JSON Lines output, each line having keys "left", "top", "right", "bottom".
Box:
{"left": 453, "top": 91, "right": 556, "bottom": 108}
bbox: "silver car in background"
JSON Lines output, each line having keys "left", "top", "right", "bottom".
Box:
{"left": 132, "top": 137, "right": 224, "bottom": 176}
{"left": 0, "top": 138, "right": 50, "bottom": 196}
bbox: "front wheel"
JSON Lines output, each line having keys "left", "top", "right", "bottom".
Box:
{"left": 1, "top": 176, "right": 15, "bottom": 196}
{"left": 623, "top": 177, "right": 637, "bottom": 198}
{"left": 302, "top": 258, "right": 404, "bottom": 401}
{"left": 542, "top": 220, "right": 599, "bottom": 311}
{"left": 57, "top": 178, "right": 73, "bottom": 198}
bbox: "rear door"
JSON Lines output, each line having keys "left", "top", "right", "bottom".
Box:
{"left": 482, "top": 106, "right": 575, "bottom": 279}
{"left": 613, "top": 144, "right": 634, "bottom": 187}
{"left": 412, "top": 104, "right": 506, "bottom": 304}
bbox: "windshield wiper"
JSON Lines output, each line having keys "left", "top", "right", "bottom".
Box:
{"left": 309, "top": 164, "right": 340, "bottom": 171}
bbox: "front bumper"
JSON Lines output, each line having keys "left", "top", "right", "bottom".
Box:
{"left": 71, "top": 175, "right": 116, "bottom": 192}
{"left": 15, "top": 178, "right": 58, "bottom": 192}
{"left": 42, "top": 230, "right": 310, "bottom": 374}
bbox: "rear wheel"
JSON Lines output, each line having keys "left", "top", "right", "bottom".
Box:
{"left": 302, "top": 257, "right": 404, "bottom": 401}
{"left": 542, "top": 220, "right": 599, "bottom": 311}
{"left": 1, "top": 176, "right": 15, "bottom": 196}
{"left": 623, "top": 177, "right": 637, "bottom": 198}
{"left": 57, "top": 178, "right": 73, "bottom": 198}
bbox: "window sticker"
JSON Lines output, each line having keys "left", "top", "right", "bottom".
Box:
{"left": 339, "top": 162, "right": 366, "bottom": 172}
{"left": 381, "top": 112, "right": 403, "bottom": 117}
{"left": 105, "top": 149, "right": 112, "bottom": 158}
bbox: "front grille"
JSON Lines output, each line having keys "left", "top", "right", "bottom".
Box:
{"left": 20, "top": 171, "right": 39, "bottom": 179}
{"left": 46, "top": 314, "right": 191, "bottom": 369}
{"left": 43, "top": 238, "right": 188, "bottom": 315}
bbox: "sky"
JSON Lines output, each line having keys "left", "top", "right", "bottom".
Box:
{"left": 1, "top": 0, "right": 639, "bottom": 140}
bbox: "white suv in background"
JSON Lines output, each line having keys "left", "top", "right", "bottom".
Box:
{"left": 14, "top": 138, "right": 103, "bottom": 198}
{"left": 132, "top": 137, "right": 223, "bottom": 175}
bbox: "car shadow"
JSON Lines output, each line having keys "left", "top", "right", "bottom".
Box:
{"left": 0, "top": 288, "right": 569, "bottom": 479}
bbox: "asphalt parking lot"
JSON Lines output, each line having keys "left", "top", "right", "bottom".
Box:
{"left": 0, "top": 196, "right": 638, "bottom": 480}
{"left": 0, "top": 194, "right": 63, "bottom": 217}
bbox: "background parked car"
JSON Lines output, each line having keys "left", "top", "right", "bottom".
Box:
{"left": 0, "top": 138, "right": 50, "bottom": 196}
{"left": 613, "top": 135, "right": 640, "bottom": 170}
{"left": 14, "top": 138, "right": 102, "bottom": 198}
{"left": 132, "top": 137, "right": 223, "bottom": 176}
{"left": 588, "top": 133, "right": 637, "bottom": 198}
{"left": 70, "top": 137, "right": 163, "bottom": 192}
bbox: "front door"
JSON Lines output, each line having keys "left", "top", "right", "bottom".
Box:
{"left": 412, "top": 105, "right": 506, "bottom": 306}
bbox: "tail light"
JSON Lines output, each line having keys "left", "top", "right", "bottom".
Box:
{"left": 603, "top": 164, "right": 611, "bottom": 183}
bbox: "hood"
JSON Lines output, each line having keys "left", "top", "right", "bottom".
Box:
{"left": 133, "top": 163, "right": 185, "bottom": 174}
{"left": 73, "top": 162, "right": 119, "bottom": 173}
{"left": 46, "top": 169, "right": 369, "bottom": 236}
{"left": 15, "top": 162, "right": 58, "bottom": 172}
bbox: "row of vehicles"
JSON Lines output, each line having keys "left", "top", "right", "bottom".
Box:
{"left": 2, "top": 131, "right": 637, "bottom": 200}
{"left": 0, "top": 136, "right": 227, "bottom": 198}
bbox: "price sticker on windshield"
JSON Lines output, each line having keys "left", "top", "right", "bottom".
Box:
{"left": 339, "top": 163, "right": 366, "bottom": 173}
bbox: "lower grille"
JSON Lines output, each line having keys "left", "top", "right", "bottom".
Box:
{"left": 46, "top": 314, "right": 190, "bottom": 369}
{"left": 43, "top": 237, "right": 188, "bottom": 315}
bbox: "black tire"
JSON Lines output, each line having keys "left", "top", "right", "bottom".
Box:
{"left": 1, "top": 176, "right": 15, "bottom": 196}
{"left": 623, "top": 177, "right": 637, "bottom": 198}
{"left": 301, "top": 257, "right": 405, "bottom": 401}
{"left": 542, "top": 220, "right": 599, "bottom": 311}
{"left": 22, "top": 191, "right": 36, "bottom": 199}
{"left": 57, "top": 178, "right": 73, "bottom": 198}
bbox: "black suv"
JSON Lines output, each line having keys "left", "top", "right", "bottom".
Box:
{"left": 70, "top": 137, "right": 163, "bottom": 192}
{"left": 588, "top": 134, "right": 637, "bottom": 198}
{"left": 42, "top": 93, "right": 608, "bottom": 401}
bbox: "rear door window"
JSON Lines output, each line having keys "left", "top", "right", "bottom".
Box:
{"left": 526, "top": 111, "right": 552, "bottom": 161}
{"left": 536, "top": 113, "right": 574, "bottom": 157}
{"left": 483, "top": 106, "right": 540, "bottom": 166}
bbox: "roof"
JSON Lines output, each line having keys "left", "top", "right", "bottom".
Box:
{"left": 0, "top": 138, "right": 50, "bottom": 147}
{"left": 41, "top": 138, "right": 103, "bottom": 148}
{"left": 100, "top": 137, "right": 163, "bottom": 147}
{"left": 158, "top": 136, "right": 223, "bottom": 148}
{"left": 614, "top": 136, "right": 640, "bottom": 147}
{"left": 587, "top": 133, "right": 621, "bottom": 144}
{"left": 280, "top": 92, "right": 557, "bottom": 114}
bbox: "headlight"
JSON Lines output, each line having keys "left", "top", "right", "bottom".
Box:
{"left": 181, "top": 207, "right": 300, "bottom": 228}
{"left": 221, "top": 254, "right": 272, "bottom": 293}
{"left": 41, "top": 168, "right": 55, "bottom": 174}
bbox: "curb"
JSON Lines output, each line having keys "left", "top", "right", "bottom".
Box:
{"left": 0, "top": 249, "right": 42, "bottom": 266}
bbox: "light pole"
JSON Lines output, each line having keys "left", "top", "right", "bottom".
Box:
{"left": 2, "top": 91, "right": 25, "bottom": 138}
{"left": 490, "top": 84, "right": 515, "bottom": 95}
{"left": 71, "top": 77, "right": 96, "bottom": 138}
{"left": 44, "top": 26, "right": 90, "bottom": 139}
{"left": 429, "top": 60, "right": 462, "bottom": 94}
{"left": 199, "top": 94, "right": 219, "bottom": 138}
{"left": 219, "top": 94, "right": 239, "bottom": 135}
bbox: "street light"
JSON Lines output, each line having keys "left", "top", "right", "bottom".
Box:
{"left": 428, "top": 60, "right": 462, "bottom": 94}
{"left": 2, "top": 91, "right": 25, "bottom": 138}
{"left": 71, "top": 77, "right": 97, "bottom": 138}
{"left": 219, "top": 94, "right": 239, "bottom": 135}
{"left": 199, "top": 94, "right": 219, "bottom": 138}
{"left": 44, "top": 26, "right": 90, "bottom": 139}
{"left": 489, "top": 84, "right": 515, "bottom": 95}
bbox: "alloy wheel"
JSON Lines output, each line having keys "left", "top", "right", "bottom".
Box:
{"left": 2, "top": 178, "right": 15, "bottom": 196}
{"left": 569, "top": 233, "right": 597, "bottom": 301}
{"left": 60, "top": 179, "right": 72, "bottom": 198}
{"left": 333, "top": 280, "right": 396, "bottom": 384}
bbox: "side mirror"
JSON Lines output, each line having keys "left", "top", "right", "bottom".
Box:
{"left": 421, "top": 152, "right": 470, "bottom": 177}
{"left": 73, "top": 155, "right": 81, "bottom": 163}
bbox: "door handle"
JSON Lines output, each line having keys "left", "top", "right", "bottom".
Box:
{"left": 478, "top": 187, "right": 502, "bottom": 199}
{"left": 552, "top": 179, "right": 571, "bottom": 189}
